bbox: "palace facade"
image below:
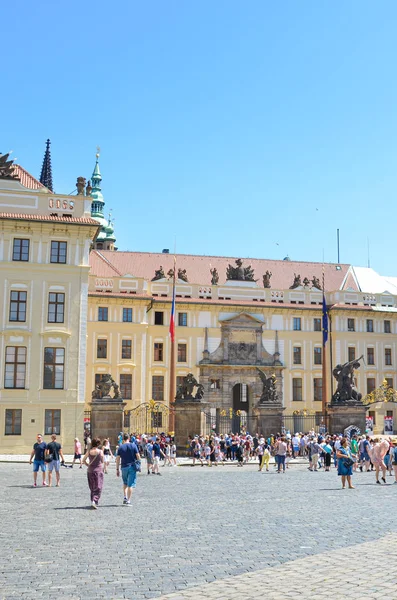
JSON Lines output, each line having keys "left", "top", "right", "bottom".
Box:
{"left": 1, "top": 147, "right": 397, "bottom": 453}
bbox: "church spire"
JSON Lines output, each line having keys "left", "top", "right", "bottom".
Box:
{"left": 39, "top": 139, "right": 54, "bottom": 192}
{"left": 90, "top": 149, "right": 104, "bottom": 219}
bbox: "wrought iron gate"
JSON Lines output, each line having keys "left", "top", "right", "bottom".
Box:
{"left": 124, "top": 401, "right": 173, "bottom": 434}
{"left": 203, "top": 409, "right": 257, "bottom": 436}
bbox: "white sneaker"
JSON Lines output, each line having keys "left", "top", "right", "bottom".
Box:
{"left": 91, "top": 501, "right": 97, "bottom": 509}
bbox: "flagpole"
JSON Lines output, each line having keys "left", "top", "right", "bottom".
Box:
{"left": 322, "top": 269, "right": 328, "bottom": 427}
{"left": 168, "top": 256, "right": 176, "bottom": 434}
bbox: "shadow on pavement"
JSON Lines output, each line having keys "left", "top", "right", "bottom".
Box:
{"left": 54, "top": 504, "right": 122, "bottom": 510}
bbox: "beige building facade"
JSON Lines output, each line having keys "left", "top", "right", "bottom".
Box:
{"left": 0, "top": 157, "right": 98, "bottom": 453}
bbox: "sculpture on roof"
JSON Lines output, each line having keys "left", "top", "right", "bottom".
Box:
{"left": 0, "top": 153, "right": 17, "bottom": 180}
{"left": 86, "top": 180, "right": 92, "bottom": 196}
{"left": 152, "top": 266, "right": 166, "bottom": 281}
{"left": 76, "top": 177, "right": 86, "bottom": 195}
{"left": 226, "top": 259, "right": 256, "bottom": 282}
{"left": 167, "top": 268, "right": 174, "bottom": 279}
{"left": 331, "top": 356, "right": 364, "bottom": 405}
{"left": 263, "top": 270, "right": 272, "bottom": 288}
{"left": 210, "top": 267, "right": 219, "bottom": 285}
{"left": 178, "top": 268, "right": 188, "bottom": 282}
{"left": 256, "top": 368, "right": 279, "bottom": 404}
{"left": 312, "top": 276, "right": 321, "bottom": 290}
{"left": 303, "top": 277, "right": 310, "bottom": 287}
{"left": 290, "top": 273, "right": 302, "bottom": 289}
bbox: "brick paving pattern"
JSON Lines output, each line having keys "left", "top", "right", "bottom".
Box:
{"left": 0, "top": 461, "right": 396, "bottom": 599}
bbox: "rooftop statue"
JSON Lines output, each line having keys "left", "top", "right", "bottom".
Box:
{"left": 289, "top": 273, "right": 302, "bottom": 289}
{"left": 76, "top": 177, "right": 86, "bottom": 195}
{"left": 0, "top": 153, "right": 17, "bottom": 179}
{"left": 210, "top": 267, "right": 219, "bottom": 285}
{"left": 152, "top": 266, "right": 165, "bottom": 281}
{"left": 312, "top": 276, "right": 321, "bottom": 289}
{"left": 178, "top": 268, "right": 188, "bottom": 282}
{"left": 303, "top": 277, "right": 310, "bottom": 287}
{"left": 263, "top": 270, "right": 272, "bottom": 288}
{"left": 226, "top": 259, "right": 256, "bottom": 282}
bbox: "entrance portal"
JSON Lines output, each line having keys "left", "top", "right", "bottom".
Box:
{"left": 232, "top": 384, "right": 249, "bottom": 432}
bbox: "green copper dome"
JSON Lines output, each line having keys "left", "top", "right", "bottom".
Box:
{"left": 89, "top": 152, "right": 116, "bottom": 246}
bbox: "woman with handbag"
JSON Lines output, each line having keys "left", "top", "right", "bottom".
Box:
{"left": 336, "top": 437, "right": 356, "bottom": 489}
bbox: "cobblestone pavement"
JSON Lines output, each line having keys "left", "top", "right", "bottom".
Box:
{"left": 1, "top": 461, "right": 396, "bottom": 599}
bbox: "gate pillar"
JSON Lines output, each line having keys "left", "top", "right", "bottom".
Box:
{"left": 90, "top": 397, "right": 126, "bottom": 447}
{"left": 327, "top": 404, "right": 367, "bottom": 436}
{"left": 254, "top": 404, "right": 285, "bottom": 439}
{"left": 174, "top": 400, "right": 210, "bottom": 456}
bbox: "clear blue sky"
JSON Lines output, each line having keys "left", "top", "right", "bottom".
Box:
{"left": 2, "top": 1, "right": 397, "bottom": 273}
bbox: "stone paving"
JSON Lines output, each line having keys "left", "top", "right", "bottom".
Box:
{"left": 0, "top": 460, "right": 396, "bottom": 599}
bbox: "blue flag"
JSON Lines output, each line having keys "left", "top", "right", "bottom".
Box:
{"left": 322, "top": 294, "right": 328, "bottom": 345}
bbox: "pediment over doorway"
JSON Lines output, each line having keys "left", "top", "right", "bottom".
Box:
{"left": 219, "top": 312, "right": 265, "bottom": 328}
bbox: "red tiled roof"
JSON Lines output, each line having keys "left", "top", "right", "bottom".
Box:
{"left": 13, "top": 165, "right": 46, "bottom": 190}
{"left": 0, "top": 212, "right": 100, "bottom": 226}
{"left": 89, "top": 250, "right": 354, "bottom": 291}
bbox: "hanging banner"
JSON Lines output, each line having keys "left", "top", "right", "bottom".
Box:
{"left": 384, "top": 416, "right": 393, "bottom": 434}
{"left": 366, "top": 416, "right": 374, "bottom": 436}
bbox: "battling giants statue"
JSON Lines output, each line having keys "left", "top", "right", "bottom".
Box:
{"left": 256, "top": 368, "right": 279, "bottom": 404}
{"left": 175, "top": 373, "right": 204, "bottom": 402}
{"left": 331, "top": 356, "right": 364, "bottom": 404}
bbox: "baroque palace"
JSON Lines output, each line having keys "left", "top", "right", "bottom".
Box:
{"left": 1, "top": 145, "right": 397, "bottom": 452}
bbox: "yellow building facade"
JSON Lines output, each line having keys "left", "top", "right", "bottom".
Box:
{"left": 0, "top": 156, "right": 99, "bottom": 453}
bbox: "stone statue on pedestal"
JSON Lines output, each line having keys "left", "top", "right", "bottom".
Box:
{"left": 331, "top": 356, "right": 363, "bottom": 404}
{"left": 91, "top": 374, "right": 122, "bottom": 400}
{"left": 256, "top": 368, "right": 279, "bottom": 404}
{"left": 175, "top": 373, "right": 204, "bottom": 401}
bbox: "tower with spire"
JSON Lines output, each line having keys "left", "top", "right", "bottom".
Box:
{"left": 89, "top": 150, "right": 116, "bottom": 251}
{"left": 39, "top": 139, "right": 54, "bottom": 192}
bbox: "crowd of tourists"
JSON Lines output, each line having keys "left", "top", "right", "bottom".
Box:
{"left": 29, "top": 428, "right": 397, "bottom": 508}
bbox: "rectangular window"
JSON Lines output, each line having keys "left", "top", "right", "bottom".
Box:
{"left": 384, "top": 320, "right": 391, "bottom": 334}
{"left": 367, "top": 347, "right": 375, "bottom": 365}
{"left": 154, "top": 311, "right": 164, "bottom": 325}
{"left": 366, "top": 319, "right": 374, "bottom": 333}
{"left": 122, "top": 339, "right": 132, "bottom": 359}
{"left": 9, "top": 290, "right": 27, "bottom": 322}
{"left": 152, "top": 375, "right": 164, "bottom": 400}
{"left": 313, "top": 378, "right": 323, "bottom": 402}
{"left": 45, "top": 409, "right": 61, "bottom": 435}
{"left": 43, "top": 348, "right": 65, "bottom": 389}
{"left": 314, "top": 347, "right": 322, "bottom": 365}
{"left": 347, "top": 318, "right": 355, "bottom": 332}
{"left": 123, "top": 308, "right": 132, "bottom": 322}
{"left": 12, "top": 239, "right": 29, "bottom": 261}
{"left": 48, "top": 292, "right": 65, "bottom": 323}
{"left": 178, "top": 312, "right": 187, "bottom": 326}
{"left": 97, "top": 339, "right": 107, "bottom": 359}
{"left": 313, "top": 318, "right": 321, "bottom": 332}
{"left": 293, "top": 347, "right": 302, "bottom": 365}
{"left": 292, "top": 378, "right": 303, "bottom": 401}
{"left": 4, "top": 346, "right": 26, "bottom": 389}
{"left": 385, "top": 378, "right": 393, "bottom": 389}
{"left": 367, "top": 378, "right": 376, "bottom": 394}
{"left": 50, "top": 241, "right": 67, "bottom": 264}
{"left": 293, "top": 317, "right": 301, "bottom": 331}
{"left": 154, "top": 343, "right": 163, "bottom": 361}
{"left": 98, "top": 307, "right": 108, "bottom": 321}
{"left": 5, "top": 409, "right": 22, "bottom": 435}
{"left": 348, "top": 347, "right": 356, "bottom": 362}
{"left": 120, "top": 374, "right": 132, "bottom": 399}
{"left": 177, "top": 343, "right": 187, "bottom": 362}
{"left": 385, "top": 348, "right": 392, "bottom": 366}
{"left": 210, "top": 378, "right": 221, "bottom": 390}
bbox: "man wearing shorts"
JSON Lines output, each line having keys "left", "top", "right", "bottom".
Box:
{"left": 116, "top": 433, "right": 141, "bottom": 505}
{"left": 46, "top": 434, "right": 65, "bottom": 487}
{"left": 29, "top": 434, "right": 47, "bottom": 487}
{"left": 146, "top": 439, "right": 154, "bottom": 474}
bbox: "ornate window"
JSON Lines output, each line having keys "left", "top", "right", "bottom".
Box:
{"left": 48, "top": 293, "right": 65, "bottom": 323}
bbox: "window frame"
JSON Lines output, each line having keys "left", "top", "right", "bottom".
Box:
{"left": 154, "top": 311, "right": 164, "bottom": 325}
{"left": 97, "top": 339, "right": 108, "bottom": 359}
{"left": 178, "top": 312, "right": 187, "bottom": 327}
{"left": 44, "top": 408, "right": 61, "bottom": 435}
{"left": 120, "top": 374, "right": 132, "bottom": 399}
{"left": 122, "top": 308, "right": 132, "bottom": 322}
{"left": 367, "top": 347, "right": 375, "bottom": 365}
{"left": 98, "top": 307, "right": 108, "bottom": 322}
{"left": 347, "top": 318, "right": 355, "bottom": 332}
{"left": 313, "top": 378, "right": 323, "bottom": 402}
{"left": 384, "top": 320, "right": 391, "bottom": 334}
{"left": 5, "top": 409, "right": 22, "bottom": 435}
{"left": 292, "top": 377, "right": 303, "bottom": 401}
{"left": 177, "top": 343, "right": 187, "bottom": 363}
{"left": 121, "top": 339, "right": 132, "bottom": 360}
{"left": 385, "top": 347, "right": 392, "bottom": 366}
{"left": 9, "top": 290, "right": 27, "bottom": 322}
{"left": 293, "top": 317, "right": 301, "bottom": 331}
{"left": 50, "top": 241, "right": 67, "bottom": 264}
{"left": 367, "top": 378, "right": 376, "bottom": 394}
{"left": 154, "top": 342, "right": 163, "bottom": 362}
{"left": 12, "top": 238, "right": 30, "bottom": 262}
{"left": 48, "top": 292, "right": 65, "bottom": 324}
{"left": 4, "top": 346, "right": 27, "bottom": 389}
{"left": 366, "top": 319, "right": 374, "bottom": 333}
{"left": 314, "top": 347, "right": 322, "bottom": 365}
{"left": 43, "top": 348, "right": 65, "bottom": 389}
{"left": 348, "top": 347, "right": 356, "bottom": 362}
{"left": 152, "top": 375, "right": 164, "bottom": 400}
{"left": 293, "top": 346, "right": 302, "bottom": 365}
{"left": 313, "top": 318, "right": 321, "bottom": 332}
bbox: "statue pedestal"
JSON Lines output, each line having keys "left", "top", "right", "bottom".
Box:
{"left": 327, "top": 403, "right": 367, "bottom": 436}
{"left": 174, "top": 401, "right": 209, "bottom": 456}
{"left": 90, "top": 397, "right": 126, "bottom": 446}
{"left": 254, "top": 404, "right": 285, "bottom": 439}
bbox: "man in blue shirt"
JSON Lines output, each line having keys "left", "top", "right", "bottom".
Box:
{"left": 115, "top": 433, "right": 141, "bottom": 505}
{"left": 29, "top": 434, "right": 47, "bottom": 487}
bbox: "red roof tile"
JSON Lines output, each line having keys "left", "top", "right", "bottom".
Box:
{"left": 0, "top": 212, "right": 100, "bottom": 226}
{"left": 13, "top": 165, "right": 46, "bottom": 190}
{"left": 89, "top": 250, "right": 354, "bottom": 292}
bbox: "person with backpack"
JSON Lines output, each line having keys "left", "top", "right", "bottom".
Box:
{"left": 45, "top": 434, "right": 65, "bottom": 487}
{"left": 115, "top": 433, "right": 141, "bottom": 504}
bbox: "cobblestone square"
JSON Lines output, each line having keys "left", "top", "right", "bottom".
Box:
{"left": 1, "top": 461, "right": 396, "bottom": 599}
